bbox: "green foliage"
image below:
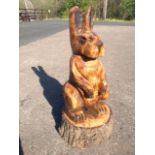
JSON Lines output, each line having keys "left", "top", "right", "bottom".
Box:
{"left": 66, "top": 0, "right": 81, "bottom": 8}
{"left": 107, "top": 0, "right": 135, "bottom": 20}
{"left": 55, "top": 0, "right": 92, "bottom": 17}
{"left": 19, "top": 0, "right": 135, "bottom": 20}
{"left": 119, "top": 0, "right": 135, "bottom": 20}
{"left": 107, "top": 0, "right": 121, "bottom": 18}
{"left": 65, "top": 0, "right": 91, "bottom": 13}
{"left": 57, "top": 1, "right": 67, "bottom": 17}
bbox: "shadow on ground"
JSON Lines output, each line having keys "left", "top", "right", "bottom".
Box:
{"left": 32, "top": 66, "right": 64, "bottom": 130}
{"left": 19, "top": 137, "right": 24, "bottom": 155}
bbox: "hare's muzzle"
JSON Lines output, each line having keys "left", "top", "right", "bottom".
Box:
{"left": 99, "top": 46, "right": 105, "bottom": 57}
{"left": 96, "top": 40, "right": 103, "bottom": 48}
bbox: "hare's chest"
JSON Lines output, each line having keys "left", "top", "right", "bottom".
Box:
{"left": 81, "top": 60, "right": 102, "bottom": 92}
{"left": 80, "top": 60, "right": 102, "bottom": 79}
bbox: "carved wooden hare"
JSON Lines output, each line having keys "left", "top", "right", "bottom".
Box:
{"left": 64, "top": 6, "right": 110, "bottom": 122}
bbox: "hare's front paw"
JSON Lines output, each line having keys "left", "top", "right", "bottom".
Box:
{"left": 72, "top": 110, "right": 85, "bottom": 122}
{"left": 100, "top": 90, "right": 110, "bottom": 100}
{"left": 93, "top": 102, "right": 105, "bottom": 114}
{"left": 85, "top": 90, "right": 94, "bottom": 98}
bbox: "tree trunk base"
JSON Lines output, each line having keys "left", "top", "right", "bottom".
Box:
{"left": 58, "top": 115, "right": 113, "bottom": 148}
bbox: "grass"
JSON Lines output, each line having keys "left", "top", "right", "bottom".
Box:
{"left": 97, "top": 18, "right": 135, "bottom": 23}
{"left": 44, "top": 17, "right": 135, "bottom": 24}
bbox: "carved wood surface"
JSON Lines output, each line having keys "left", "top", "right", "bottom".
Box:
{"left": 58, "top": 116, "right": 113, "bottom": 148}
{"left": 63, "top": 103, "right": 111, "bottom": 128}
{"left": 63, "top": 6, "right": 112, "bottom": 127}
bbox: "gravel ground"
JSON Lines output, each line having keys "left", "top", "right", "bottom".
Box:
{"left": 20, "top": 25, "right": 135, "bottom": 155}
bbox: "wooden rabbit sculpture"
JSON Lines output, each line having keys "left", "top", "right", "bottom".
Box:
{"left": 63, "top": 6, "right": 111, "bottom": 127}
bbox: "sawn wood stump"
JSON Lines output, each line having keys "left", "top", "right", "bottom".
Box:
{"left": 58, "top": 106, "right": 113, "bottom": 148}
{"left": 57, "top": 6, "right": 113, "bottom": 148}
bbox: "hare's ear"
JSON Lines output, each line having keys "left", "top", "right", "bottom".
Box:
{"left": 82, "top": 6, "right": 95, "bottom": 31}
{"left": 69, "top": 6, "right": 81, "bottom": 37}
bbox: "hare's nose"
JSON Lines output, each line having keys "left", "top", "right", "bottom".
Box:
{"left": 96, "top": 40, "right": 103, "bottom": 48}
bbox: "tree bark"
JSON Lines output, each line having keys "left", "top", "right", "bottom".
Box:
{"left": 103, "top": 0, "right": 108, "bottom": 20}
{"left": 58, "top": 116, "right": 113, "bottom": 148}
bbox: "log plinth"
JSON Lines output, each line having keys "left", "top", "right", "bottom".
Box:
{"left": 58, "top": 104, "right": 113, "bottom": 148}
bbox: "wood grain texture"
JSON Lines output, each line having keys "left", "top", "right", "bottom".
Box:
{"left": 58, "top": 116, "right": 113, "bottom": 148}
{"left": 63, "top": 6, "right": 112, "bottom": 127}
{"left": 63, "top": 103, "right": 111, "bottom": 128}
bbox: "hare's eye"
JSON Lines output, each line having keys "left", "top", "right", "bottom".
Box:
{"left": 89, "top": 36, "right": 94, "bottom": 42}
{"left": 79, "top": 36, "right": 87, "bottom": 44}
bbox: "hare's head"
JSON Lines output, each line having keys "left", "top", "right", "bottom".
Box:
{"left": 69, "top": 6, "right": 105, "bottom": 59}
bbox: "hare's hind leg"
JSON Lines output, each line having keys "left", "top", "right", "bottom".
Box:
{"left": 64, "top": 82, "right": 85, "bottom": 122}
